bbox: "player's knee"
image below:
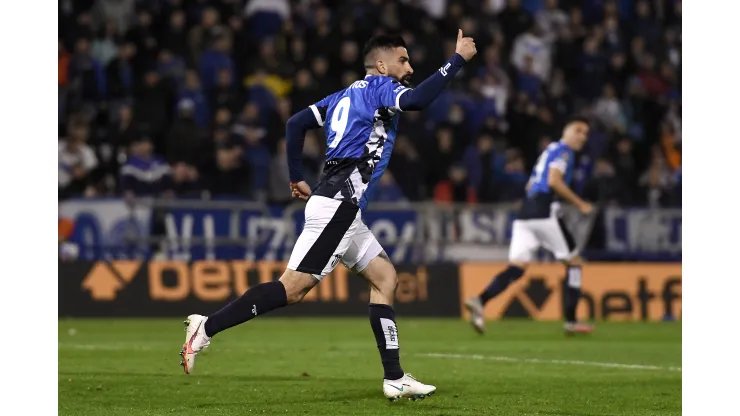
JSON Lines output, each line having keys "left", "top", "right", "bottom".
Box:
{"left": 279, "top": 270, "right": 319, "bottom": 304}
{"left": 373, "top": 269, "right": 398, "bottom": 297}
{"left": 360, "top": 254, "right": 398, "bottom": 296}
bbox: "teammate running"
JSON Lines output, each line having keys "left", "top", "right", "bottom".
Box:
{"left": 464, "top": 117, "right": 596, "bottom": 336}
{"left": 180, "top": 31, "right": 477, "bottom": 401}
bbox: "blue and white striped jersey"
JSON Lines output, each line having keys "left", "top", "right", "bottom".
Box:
{"left": 518, "top": 140, "right": 575, "bottom": 219}
{"left": 120, "top": 156, "right": 173, "bottom": 196}
{"left": 308, "top": 75, "right": 410, "bottom": 210}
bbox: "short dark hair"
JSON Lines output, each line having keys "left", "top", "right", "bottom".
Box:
{"left": 564, "top": 115, "right": 591, "bottom": 128}
{"left": 362, "top": 35, "right": 407, "bottom": 68}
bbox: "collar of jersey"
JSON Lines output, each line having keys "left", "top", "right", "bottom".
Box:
{"left": 364, "top": 74, "right": 393, "bottom": 80}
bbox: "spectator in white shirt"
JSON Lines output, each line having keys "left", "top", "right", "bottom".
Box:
{"left": 593, "top": 84, "right": 627, "bottom": 133}
{"left": 511, "top": 22, "right": 551, "bottom": 82}
{"left": 59, "top": 120, "right": 98, "bottom": 199}
{"left": 535, "top": 0, "right": 569, "bottom": 46}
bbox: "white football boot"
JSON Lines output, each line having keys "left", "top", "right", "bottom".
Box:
{"left": 464, "top": 297, "right": 486, "bottom": 334}
{"left": 179, "top": 314, "right": 211, "bottom": 374}
{"left": 383, "top": 374, "right": 436, "bottom": 401}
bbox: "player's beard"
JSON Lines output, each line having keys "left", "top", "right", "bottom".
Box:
{"left": 400, "top": 74, "right": 412, "bottom": 87}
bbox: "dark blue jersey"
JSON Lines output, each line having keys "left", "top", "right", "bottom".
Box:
{"left": 518, "top": 141, "right": 575, "bottom": 219}
{"left": 308, "top": 75, "right": 410, "bottom": 210}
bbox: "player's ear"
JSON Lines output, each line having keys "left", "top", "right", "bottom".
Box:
{"left": 376, "top": 60, "right": 386, "bottom": 75}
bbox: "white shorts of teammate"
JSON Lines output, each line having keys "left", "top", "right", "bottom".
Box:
{"left": 508, "top": 214, "right": 579, "bottom": 262}
{"left": 287, "top": 195, "right": 383, "bottom": 279}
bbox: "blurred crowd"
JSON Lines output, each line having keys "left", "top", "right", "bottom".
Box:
{"left": 59, "top": 0, "right": 682, "bottom": 208}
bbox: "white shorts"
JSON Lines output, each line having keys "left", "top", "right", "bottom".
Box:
{"left": 287, "top": 196, "right": 383, "bottom": 280}
{"left": 509, "top": 215, "right": 578, "bottom": 262}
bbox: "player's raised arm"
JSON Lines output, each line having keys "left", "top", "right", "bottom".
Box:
{"left": 397, "top": 30, "right": 477, "bottom": 111}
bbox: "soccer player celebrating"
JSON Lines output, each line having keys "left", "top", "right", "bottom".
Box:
{"left": 180, "top": 31, "right": 477, "bottom": 401}
{"left": 464, "top": 117, "right": 596, "bottom": 336}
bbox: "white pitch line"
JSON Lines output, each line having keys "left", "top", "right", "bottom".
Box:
{"left": 58, "top": 343, "right": 249, "bottom": 354}
{"left": 418, "top": 353, "right": 681, "bottom": 372}
{"left": 58, "top": 344, "right": 681, "bottom": 373}
{"left": 59, "top": 343, "right": 156, "bottom": 351}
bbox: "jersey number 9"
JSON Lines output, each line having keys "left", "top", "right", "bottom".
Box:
{"left": 328, "top": 97, "right": 351, "bottom": 148}
{"left": 532, "top": 149, "right": 550, "bottom": 183}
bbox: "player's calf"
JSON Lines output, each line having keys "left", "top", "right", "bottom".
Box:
{"left": 202, "top": 270, "right": 315, "bottom": 339}
{"left": 465, "top": 262, "right": 527, "bottom": 333}
{"left": 562, "top": 256, "right": 583, "bottom": 324}
{"left": 561, "top": 256, "right": 594, "bottom": 335}
{"left": 369, "top": 303, "right": 404, "bottom": 380}
{"left": 479, "top": 262, "right": 527, "bottom": 305}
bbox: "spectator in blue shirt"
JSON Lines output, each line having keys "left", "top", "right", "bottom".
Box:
{"left": 244, "top": 0, "right": 290, "bottom": 41}
{"left": 460, "top": 78, "right": 500, "bottom": 134}
{"left": 577, "top": 36, "right": 607, "bottom": 100}
{"left": 516, "top": 56, "right": 543, "bottom": 102}
{"left": 119, "top": 134, "right": 174, "bottom": 257}
{"left": 369, "top": 172, "right": 407, "bottom": 204}
{"left": 199, "top": 35, "right": 235, "bottom": 91}
{"left": 105, "top": 43, "right": 134, "bottom": 102}
{"left": 120, "top": 136, "right": 173, "bottom": 198}
{"left": 243, "top": 135, "right": 271, "bottom": 201}
{"left": 245, "top": 68, "right": 278, "bottom": 117}
{"left": 68, "top": 38, "right": 106, "bottom": 103}
{"left": 632, "top": 0, "right": 661, "bottom": 50}
{"left": 464, "top": 133, "right": 500, "bottom": 202}
{"left": 177, "top": 70, "right": 210, "bottom": 128}
{"left": 498, "top": 152, "right": 530, "bottom": 202}
{"left": 157, "top": 48, "right": 186, "bottom": 91}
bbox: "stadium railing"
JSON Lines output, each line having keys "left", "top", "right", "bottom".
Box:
{"left": 58, "top": 197, "right": 681, "bottom": 262}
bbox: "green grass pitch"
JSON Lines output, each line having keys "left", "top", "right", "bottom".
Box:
{"left": 58, "top": 318, "right": 681, "bottom": 415}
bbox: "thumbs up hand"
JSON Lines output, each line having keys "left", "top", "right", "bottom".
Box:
{"left": 455, "top": 29, "right": 477, "bottom": 61}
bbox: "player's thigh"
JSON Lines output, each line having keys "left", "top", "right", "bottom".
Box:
{"left": 508, "top": 220, "right": 539, "bottom": 263}
{"left": 536, "top": 216, "right": 579, "bottom": 261}
{"left": 286, "top": 196, "right": 362, "bottom": 280}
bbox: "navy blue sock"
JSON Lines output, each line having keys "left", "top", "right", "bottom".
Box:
{"left": 563, "top": 266, "right": 582, "bottom": 323}
{"left": 369, "top": 304, "right": 404, "bottom": 380}
{"left": 479, "top": 265, "right": 525, "bottom": 305}
{"left": 204, "top": 281, "right": 287, "bottom": 337}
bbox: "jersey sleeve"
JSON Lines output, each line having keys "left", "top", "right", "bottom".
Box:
{"left": 375, "top": 79, "right": 411, "bottom": 112}
{"left": 548, "top": 147, "right": 571, "bottom": 174}
{"left": 308, "top": 91, "right": 343, "bottom": 126}
{"left": 286, "top": 107, "right": 322, "bottom": 183}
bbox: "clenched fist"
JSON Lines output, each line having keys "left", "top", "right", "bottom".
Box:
{"left": 578, "top": 201, "right": 594, "bottom": 215}
{"left": 290, "top": 181, "right": 311, "bottom": 201}
{"left": 455, "top": 29, "right": 477, "bottom": 61}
